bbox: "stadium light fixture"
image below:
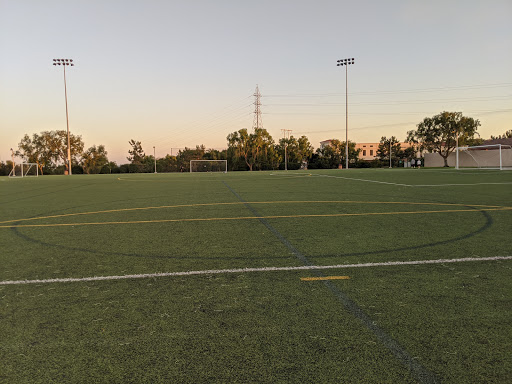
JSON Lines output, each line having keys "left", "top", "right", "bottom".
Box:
{"left": 52, "top": 58, "right": 74, "bottom": 175}
{"left": 337, "top": 57, "right": 355, "bottom": 170}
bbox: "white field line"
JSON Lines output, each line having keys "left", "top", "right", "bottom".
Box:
{"left": 413, "top": 182, "right": 512, "bottom": 187}
{"left": 311, "top": 174, "right": 512, "bottom": 187}
{"left": 314, "top": 174, "right": 412, "bottom": 187}
{"left": 1, "top": 256, "right": 511, "bottom": 286}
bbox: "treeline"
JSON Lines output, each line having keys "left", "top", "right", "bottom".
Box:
{"left": 3, "top": 128, "right": 371, "bottom": 175}
{"left": 5, "top": 116, "right": 494, "bottom": 175}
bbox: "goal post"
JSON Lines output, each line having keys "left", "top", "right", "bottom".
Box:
{"left": 455, "top": 144, "right": 512, "bottom": 170}
{"left": 190, "top": 160, "right": 227, "bottom": 173}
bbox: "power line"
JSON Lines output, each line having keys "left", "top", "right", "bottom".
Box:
{"left": 263, "top": 95, "right": 511, "bottom": 108}
{"left": 263, "top": 82, "right": 512, "bottom": 98}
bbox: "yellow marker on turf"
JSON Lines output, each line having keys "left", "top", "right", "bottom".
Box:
{"left": 300, "top": 276, "right": 350, "bottom": 281}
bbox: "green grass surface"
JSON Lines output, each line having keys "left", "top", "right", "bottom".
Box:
{"left": 1, "top": 169, "right": 511, "bottom": 383}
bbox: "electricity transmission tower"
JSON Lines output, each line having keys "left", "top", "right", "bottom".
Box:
{"left": 252, "top": 85, "right": 263, "bottom": 130}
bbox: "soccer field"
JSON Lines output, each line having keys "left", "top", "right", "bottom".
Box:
{"left": 1, "top": 169, "right": 511, "bottom": 383}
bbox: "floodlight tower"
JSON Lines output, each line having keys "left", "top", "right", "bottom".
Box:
{"left": 337, "top": 57, "right": 355, "bottom": 170}
{"left": 53, "top": 58, "right": 74, "bottom": 175}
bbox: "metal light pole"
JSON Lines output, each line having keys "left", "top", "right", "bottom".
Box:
{"left": 153, "top": 146, "right": 157, "bottom": 173}
{"left": 53, "top": 58, "right": 74, "bottom": 175}
{"left": 281, "top": 129, "right": 292, "bottom": 171}
{"left": 455, "top": 130, "right": 459, "bottom": 170}
{"left": 10, "top": 148, "right": 15, "bottom": 175}
{"left": 389, "top": 141, "right": 392, "bottom": 168}
{"left": 337, "top": 58, "right": 355, "bottom": 170}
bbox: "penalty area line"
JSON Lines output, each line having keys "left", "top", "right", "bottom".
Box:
{"left": 1, "top": 256, "right": 511, "bottom": 286}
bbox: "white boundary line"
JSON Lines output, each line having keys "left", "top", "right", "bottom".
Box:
{"left": 314, "top": 174, "right": 512, "bottom": 187}
{"left": 1, "top": 256, "right": 511, "bottom": 286}
{"left": 271, "top": 172, "right": 512, "bottom": 187}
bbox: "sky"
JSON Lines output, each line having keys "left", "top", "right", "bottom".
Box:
{"left": 1, "top": 0, "right": 511, "bottom": 164}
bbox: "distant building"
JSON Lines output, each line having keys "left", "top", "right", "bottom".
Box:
{"left": 355, "top": 143, "right": 379, "bottom": 160}
{"left": 320, "top": 140, "right": 415, "bottom": 160}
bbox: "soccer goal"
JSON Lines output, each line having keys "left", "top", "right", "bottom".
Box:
{"left": 190, "top": 160, "right": 227, "bottom": 173}
{"left": 456, "top": 144, "right": 512, "bottom": 170}
{"left": 8, "top": 163, "right": 39, "bottom": 177}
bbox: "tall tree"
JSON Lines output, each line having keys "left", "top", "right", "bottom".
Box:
{"left": 82, "top": 145, "right": 109, "bottom": 174}
{"left": 407, "top": 111, "right": 480, "bottom": 167}
{"left": 227, "top": 128, "right": 277, "bottom": 171}
{"left": 278, "top": 135, "right": 313, "bottom": 170}
{"left": 50, "top": 130, "right": 84, "bottom": 172}
{"left": 17, "top": 133, "right": 51, "bottom": 174}
{"left": 278, "top": 136, "right": 297, "bottom": 169}
{"left": 313, "top": 140, "right": 360, "bottom": 169}
{"left": 377, "top": 136, "right": 401, "bottom": 161}
{"left": 17, "top": 130, "right": 84, "bottom": 174}
{"left": 127, "top": 140, "right": 145, "bottom": 164}
{"left": 251, "top": 128, "right": 275, "bottom": 170}
{"left": 227, "top": 129, "right": 253, "bottom": 170}
{"left": 297, "top": 135, "right": 314, "bottom": 168}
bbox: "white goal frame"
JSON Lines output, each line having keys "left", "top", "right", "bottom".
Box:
{"left": 8, "top": 163, "right": 39, "bottom": 177}
{"left": 189, "top": 160, "right": 227, "bottom": 173}
{"left": 456, "top": 144, "right": 512, "bottom": 170}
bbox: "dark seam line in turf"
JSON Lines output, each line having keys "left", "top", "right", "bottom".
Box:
{"left": 222, "top": 181, "right": 439, "bottom": 384}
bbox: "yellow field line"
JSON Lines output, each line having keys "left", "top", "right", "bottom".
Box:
{"left": 301, "top": 276, "right": 350, "bottom": 281}
{"left": 0, "top": 200, "right": 506, "bottom": 225}
{"left": 1, "top": 207, "right": 510, "bottom": 229}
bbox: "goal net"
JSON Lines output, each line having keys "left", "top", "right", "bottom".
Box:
{"left": 8, "top": 163, "right": 39, "bottom": 177}
{"left": 456, "top": 144, "right": 512, "bottom": 170}
{"left": 190, "top": 160, "right": 227, "bottom": 173}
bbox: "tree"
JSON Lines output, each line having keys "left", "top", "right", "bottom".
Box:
{"left": 175, "top": 145, "right": 206, "bottom": 172}
{"left": 407, "top": 111, "right": 480, "bottom": 167}
{"left": 311, "top": 140, "right": 360, "bottom": 169}
{"left": 0, "top": 161, "right": 12, "bottom": 176}
{"left": 278, "top": 136, "right": 297, "bottom": 169}
{"left": 157, "top": 155, "right": 178, "bottom": 172}
{"left": 377, "top": 136, "right": 401, "bottom": 162}
{"left": 297, "top": 136, "right": 314, "bottom": 168}
{"left": 82, "top": 145, "right": 109, "bottom": 174}
{"left": 17, "top": 130, "right": 84, "bottom": 174}
{"left": 100, "top": 161, "right": 119, "bottom": 174}
{"left": 50, "top": 130, "right": 84, "bottom": 172}
{"left": 278, "top": 135, "right": 314, "bottom": 170}
{"left": 127, "top": 140, "right": 145, "bottom": 164}
{"left": 250, "top": 128, "right": 275, "bottom": 170}
{"left": 401, "top": 146, "right": 417, "bottom": 160}
{"left": 17, "top": 133, "right": 52, "bottom": 174}
{"left": 227, "top": 129, "right": 253, "bottom": 171}
{"left": 490, "top": 130, "right": 512, "bottom": 140}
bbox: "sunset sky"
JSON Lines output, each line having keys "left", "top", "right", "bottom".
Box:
{"left": 1, "top": 0, "right": 511, "bottom": 164}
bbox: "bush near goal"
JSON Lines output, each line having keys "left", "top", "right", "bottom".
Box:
{"left": 189, "top": 160, "right": 228, "bottom": 173}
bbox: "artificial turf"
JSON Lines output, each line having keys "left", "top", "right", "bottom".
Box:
{"left": 0, "top": 169, "right": 511, "bottom": 383}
